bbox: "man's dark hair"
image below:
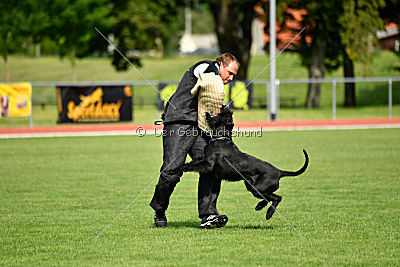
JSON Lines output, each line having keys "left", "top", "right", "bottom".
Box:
{"left": 216, "top": 53, "right": 240, "bottom": 68}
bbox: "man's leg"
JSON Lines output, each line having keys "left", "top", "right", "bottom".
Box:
{"left": 189, "top": 131, "right": 227, "bottom": 228}
{"left": 197, "top": 172, "right": 222, "bottom": 218}
{"left": 150, "top": 124, "right": 197, "bottom": 226}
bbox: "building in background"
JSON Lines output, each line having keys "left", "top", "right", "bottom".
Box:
{"left": 377, "top": 22, "right": 400, "bottom": 52}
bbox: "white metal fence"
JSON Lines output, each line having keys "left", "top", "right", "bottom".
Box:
{"left": 274, "top": 77, "right": 400, "bottom": 121}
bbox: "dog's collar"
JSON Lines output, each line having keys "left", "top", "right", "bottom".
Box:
{"left": 209, "top": 136, "right": 231, "bottom": 142}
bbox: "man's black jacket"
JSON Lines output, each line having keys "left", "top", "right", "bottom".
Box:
{"left": 162, "top": 60, "right": 219, "bottom": 124}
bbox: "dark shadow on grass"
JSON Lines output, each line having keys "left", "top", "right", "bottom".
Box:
{"left": 159, "top": 221, "right": 199, "bottom": 229}
{"left": 152, "top": 221, "right": 274, "bottom": 230}
{"left": 224, "top": 224, "right": 274, "bottom": 230}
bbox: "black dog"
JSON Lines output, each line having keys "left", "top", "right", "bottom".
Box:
{"left": 181, "top": 106, "right": 309, "bottom": 220}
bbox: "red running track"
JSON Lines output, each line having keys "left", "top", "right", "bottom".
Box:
{"left": 1, "top": 117, "right": 400, "bottom": 138}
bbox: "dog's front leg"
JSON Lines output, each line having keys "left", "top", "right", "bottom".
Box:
{"left": 182, "top": 160, "right": 210, "bottom": 173}
{"left": 255, "top": 200, "right": 268, "bottom": 211}
{"left": 182, "top": 154, "right": 216, "bottom": 173}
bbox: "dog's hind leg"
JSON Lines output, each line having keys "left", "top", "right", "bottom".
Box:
{"left": 265, "top": 193, "right": 282, "bottom": 220}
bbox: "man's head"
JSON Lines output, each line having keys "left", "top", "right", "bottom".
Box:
{"left": 216, "top": 53, "right": 240, "bottom": 84}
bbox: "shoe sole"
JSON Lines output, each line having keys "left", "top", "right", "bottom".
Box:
{"left": 201, "top": 215, "right": 228, "bottom": 229}
{"left": 154, "top": 220, "right": 168, "bottom": 228}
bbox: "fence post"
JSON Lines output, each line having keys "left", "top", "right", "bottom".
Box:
{"left": 332, "top": 80, "right": 336, "bottom": 121}
{"left": 276, "top": 79, "right": 280, "bottom": 121}
{"left": 388, "top": 78, "right": 392, "bottom": 119}
{"left": 266, "top": 81, "right": 270, "bottom": 122}
{"left": 29, "top": 88, "right": 33, "bottom": 128}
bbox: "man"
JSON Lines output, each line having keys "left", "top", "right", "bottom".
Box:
{"left": 150, "top": 53, "right": 239, "bottom": 228}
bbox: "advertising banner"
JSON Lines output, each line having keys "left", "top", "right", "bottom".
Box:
{"left": 157, "top": 80, "right": 252, "bottom": 111}
{"left": 57, "top": 85, "right": 132, "bottom": 123}
{"left": 0, "top": 82, "right": 32, "bottom": 117}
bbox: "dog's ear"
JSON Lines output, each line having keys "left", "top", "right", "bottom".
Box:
{"left": 221, "top": 104, "right": 232, "bottom": 115}
{"left": 220, "top": 104, "right": 227, "bottom": 112}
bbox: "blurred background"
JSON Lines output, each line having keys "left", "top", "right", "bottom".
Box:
{"left": 0, "top": 0, "right": 399, "bottom": 125}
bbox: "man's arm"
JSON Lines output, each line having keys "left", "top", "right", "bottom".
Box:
{"left": 193, "top": 61, "right": 219, "bottom": 78}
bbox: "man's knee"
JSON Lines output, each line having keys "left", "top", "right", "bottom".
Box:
{"left": 158, "top": 170, "right": 181, "bottom": 188}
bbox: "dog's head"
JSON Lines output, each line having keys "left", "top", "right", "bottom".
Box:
{"left": 206, "top": 105, "right": 234, "bottom": 136}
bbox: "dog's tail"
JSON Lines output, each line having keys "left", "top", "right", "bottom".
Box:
{"left": 280, "top": 149, "right": 309, "bottom": 177}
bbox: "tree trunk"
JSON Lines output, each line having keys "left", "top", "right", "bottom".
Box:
{"left": 71, "top": 44, "right": 77, "bottom": 82}
{"left": 5, "top": 56, "right": 9, "bottom": 82}
{"left": 306, "top": 39, "right": 326, "bottom": 108}
{"left": 155, "top": 37, "right": 163, "bottom": 57}
{"left": 35, "top": 43, "right": 41, "bottom": 57}
{"left": 1, "top": 35, "right": 10, "bottom": 82}
{"left": 210, "top": 0, "right": 257, "bottom": 80}
{"left": 343, "top": 51, "right": 356, "bottom": 106}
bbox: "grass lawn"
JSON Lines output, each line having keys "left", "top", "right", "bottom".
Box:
{"left": 0, "top": 129, "right": 399, "bottom": 265}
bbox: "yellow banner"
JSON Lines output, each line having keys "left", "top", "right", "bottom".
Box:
{"left": 0, "top": 82, "right": 32, "bottom": 117}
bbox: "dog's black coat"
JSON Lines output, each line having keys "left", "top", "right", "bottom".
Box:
{"left": 180, "top": 106, "right": 309, "bottom": 220}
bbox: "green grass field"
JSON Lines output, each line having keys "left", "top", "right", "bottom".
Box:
{"left": 1, "top": 128, "right": 399, "bottom": 265}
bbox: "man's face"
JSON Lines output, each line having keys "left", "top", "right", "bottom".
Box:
{"left": 219, "top": 61, "right": 239, "bottom": 84}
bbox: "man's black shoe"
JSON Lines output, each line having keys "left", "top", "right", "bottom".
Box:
{"left": 154, "top": 212, "right": 167, "bottom": 228}
{"left": 201, "top": 215, "right": 228, "bottom": 229}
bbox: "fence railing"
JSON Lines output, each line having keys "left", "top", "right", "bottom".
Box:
{"left": 11, "top": 76, "right": 400, "bottom": 126}
{"left": 275, "top": 77, "right": 400, "bottom": 120}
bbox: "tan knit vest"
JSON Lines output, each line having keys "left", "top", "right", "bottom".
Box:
{"left": 191, "top": 73, "right": 225, "bottom": 133}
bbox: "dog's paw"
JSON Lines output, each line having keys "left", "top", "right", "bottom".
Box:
{"left": 266, "top": 206, "right": 275, "bottom": 220}
{"left": 255, "top": 200, "right": 268, "bottom": 211}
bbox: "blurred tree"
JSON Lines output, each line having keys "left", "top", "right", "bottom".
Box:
{"left": 191, "top": 2, "right": 215, "bottom": 34}
{"left": 339, "top": 0, "right": 385, "bottom": 107}
{"left": 283, "top": 0, "right": 343, "bottom": 108}
{"left": 282, "top": 0, "right": 384, "bottom": 108}
{"left": 110, "top": 0, "right": 183, "bottom": 71}
{"left": 208, "top": 0, "right": 260, "bottom": 80}
{"left": 49, "top": 0, "right": 113, "bottom": 81}
{"left": 23, "top": 0, "right": 52, "bottom": 57}
{"left": 0, "top": 1, "right": 28, "bottom": 82}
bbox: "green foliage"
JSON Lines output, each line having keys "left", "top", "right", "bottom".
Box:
{"left": 49, "top": 0, "right": 113, "bottom": 59}
{"left": 282, "top": 0, "right": 392, "bottom": 74}
{"left": 285, "top": 0, "right": 343, "bottom": 71}
{"left": 0, "top": 0, "right": 29, "bottom": 59}
{"left": 110, "top": 0, "right": 184, "bottom": 71}
{"left": 24, "top": 0, "right": 52, "bottom": 44}
{"left": 339, "top": 0, "right": 385, "bottom": 66}
{"left": 191, "top": 3, "right": 215, "bottom": 34}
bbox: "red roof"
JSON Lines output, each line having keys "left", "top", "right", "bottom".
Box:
{"left": 263, "top": 8, "right": 310, "bottom": 50}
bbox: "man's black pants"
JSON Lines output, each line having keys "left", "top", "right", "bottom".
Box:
{"left": 150, "top": 123, "right": 221, "bottom": 219}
